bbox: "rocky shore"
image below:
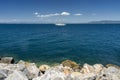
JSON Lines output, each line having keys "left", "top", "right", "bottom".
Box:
{"left": 0, "top": 57, "right": 120, "bottom": 80}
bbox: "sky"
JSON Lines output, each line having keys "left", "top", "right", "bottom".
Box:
{"left": 0, "top": 0, "right": 120, "bottom": 23}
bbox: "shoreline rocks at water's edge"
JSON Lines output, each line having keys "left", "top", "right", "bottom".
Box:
{"left": 0, "top": 57, "right": 120, "bottom": 80}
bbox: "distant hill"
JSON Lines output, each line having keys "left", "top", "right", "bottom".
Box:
{"left": 89, "top": 20, "right": 120, "bottom": 24}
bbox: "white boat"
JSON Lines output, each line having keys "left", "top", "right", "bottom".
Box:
{"left": 55, "top": 23, "right": 66, "bottom": 26}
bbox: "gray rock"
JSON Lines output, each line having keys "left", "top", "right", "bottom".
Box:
{"left": 96, "top": 66, "right": 120, "bottom": 80}
{"left": 33, "top": 70, "right": 66, "bottom": 80}
{"left": 23, "top": 62, "right": 39, "bottom": 79}
{"left": 0, "top": 57, "right": 15, "bottom": 64}
{"left": 0, "top": 61, "right": 39, "bottom": 80}
{"left": 5, "top": 70, "right": 28, "bottom": 80}
{"left": 0, "top": 69, "right": 8, "bottom": 80}
{"left": 106, "top": 64, "right": 120, "bottom": 69}
{"left": 67, "top": 72, "right": 96, "bottom": 80}
{"left": 0, "top": 63, "right": 18, "bottom": 75}
{"left": 33, "top": 65, "right": 68, "bottom": 80}
{"left": 17, "top": 60, "right": 26, "bottom": 71}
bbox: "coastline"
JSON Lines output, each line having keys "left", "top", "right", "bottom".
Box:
{"left": 0, "top": 57, "right": 120, "bottom": 80}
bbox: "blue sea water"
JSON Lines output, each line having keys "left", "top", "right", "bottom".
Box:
{"left": 0, "top": 24, "right": 120, "bottom": 65}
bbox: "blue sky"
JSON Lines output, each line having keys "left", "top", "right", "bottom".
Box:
{"left": 0, "top": 0, "right": 120, "bottom": 23}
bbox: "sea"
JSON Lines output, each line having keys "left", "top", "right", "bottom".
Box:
{"left": 0, "top": 24, "right": 120, "bottom": 66}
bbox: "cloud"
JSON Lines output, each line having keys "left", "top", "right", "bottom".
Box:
{"left": 34, "top": 12, "right": 39, "bottom": 15}
{"left": 34, "top": 12, "right": 83, "bottom": 18}
{"left": 74, "top": 13, "right": 82, "bottom": 16}
{"left": 34, "top": 12, "right": 71, "bottom": 18}
{"left": 61, "top": 12, "right": 70, "bottom": 16}
{"left": 36, "top": 13, "right": 60, "bottom": 18}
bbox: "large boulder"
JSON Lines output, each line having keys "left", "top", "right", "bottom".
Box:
{"left": 34, "top": 71, "right": 66, "bottom": 80}
{"left": 5, "top": 70, "right": 28, "bottom": 80}
{"left": 61, "top": 60, "right": 81, "bottom": 71}
{"left": 0, "top": 69, "right": 8, "bottom": 80}
{"left": 33, "top": 68, "right": 66, "bottom": 80}
{"left": 0, "top": 60, "right": 39, "bottom": 79}
{"left": 0, "top": 63, "right": 18, "bottom": 75}
{"left": 39, "top": 65, "right": 50, "bottom": 74}
{"left": 23, "top": 62, "right": 40, "bottom": 79}
{"left": 81, "top": 64, "right": 95, "bottom": 74}
{"left": 96, "top": 66, "right": 120, "bottom": 80}
{"left": 81, "top": 64, "right": 104, "bottom": 74}
{"left": 17, "top": 60, "right": 26, "bottom": 71}
{"left": 33, "top": 65, "right": 73, "bottom": 80}
{"left": 0, "top": 57, "right": 15, "bottom": 64}
{"left": 17, "top": 60, "right": 40, "bottom": 79}
{"left": 93, "top": 64, "right": 104, "bottom": 74}
{"left": 106, "top": 64, "right": 120, "bottom": 69}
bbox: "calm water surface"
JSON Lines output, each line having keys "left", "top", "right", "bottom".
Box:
{"left": 0, "top": 24, "right": 120, "bottom": 65}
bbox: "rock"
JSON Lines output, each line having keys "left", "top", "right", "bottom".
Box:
{"left": 81, "top": 63, "right": 95, "bottom": 74}
{"left": 70, "top": 72, "right": 82, "bottom": 78}
{"left": 61, "top": 60, "right": 81, "bottom": 71}
{"left": 33, "top": 65, "right": 74, "bottom": 80}
{"left": 17, "top": 60, "right": 26, "bottom": 71}
{"left": 33, "top": 77, "right": 41, "bottom": 80}
{"left": 0, "top": 61, "right": 39, "bottom": 80}
{"left": 39, "top": 65, "right": 50, "bottom": 74}
{"left": 0, "top": 58, "right": 120, "bottom": 80}
{"left": 106, "top": 64, "right": 120, "bottom": 69}
{"left": 5, "top": 64, "right": 18, "bottom": 71}
{"left": 104, "top": 66, "right": 120, "bottom": 79}
{"left": 93, "top": 64, "right": 104, "bottom": 74}
{"left": 17, "top": 60, "right": 40, "bottom": 79}
{"left": 0, "top": 63, "right": 8, "bottom": 69}
{"left": 0, "top": 63, "right": 18, "bottom": 74}
{"left": 52, "top": 65, "right": 73, "bottom": 75}
{"left": 33, "top": 69, "right": 66, "bottom": 80}
{"left": 63, "top": 66, "right": 73, "bottom": 75}
{"left": 79, "top": 73, "right": 96, "bottom": 80}
{"left": 0, "top": 69, "right": 8, "bottom": 80}
{"left": 67, "top": 72, "right": 96, "bottom": 80}
{"left": 81, "top": 64, "right": 104, "bottom": 74}
{"left": 5, "top": 70, "right": 28, "bottom": 80}
{"left": 23, "top": 62, "right": 39, "bottom": 79}
{"left": 0, "top": 57, "right": 15, "bottom": 64}
{"left": 63, "top": 68, "right": 71, "bottom": 75}
{"left": 96, "top": 66, "right": 120, "bottom": 80}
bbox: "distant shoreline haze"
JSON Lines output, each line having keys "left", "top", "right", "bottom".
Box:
{"left": 1, "top": 20, "right": 120, "bottom": 24}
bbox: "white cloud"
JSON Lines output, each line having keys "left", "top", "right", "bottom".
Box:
{"left": 61, "top": 12, "right": 70, "bottom": 16}
{"left": 34, "top": 12, "right": 71, "bottom": 18}
{"left": 34, "top": 12, "right": 39, "bottom": 15}
{"left": 74, "top": 13, "right": 82, "bottom": 16}
{"left": 36, "top": 13, "right": 60, "bottom": 18}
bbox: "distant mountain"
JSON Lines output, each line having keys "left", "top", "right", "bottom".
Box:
{"left": 89, "top": 20, "right": 120, "bottom": 24}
